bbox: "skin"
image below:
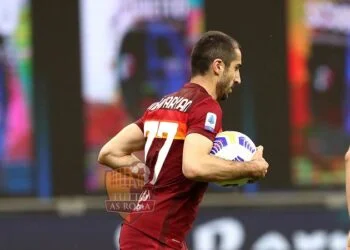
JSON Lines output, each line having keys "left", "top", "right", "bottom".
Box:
{"left": 191, "top": 48, "right": 242, "bottom": 101}
{"left": 98, "top": 47, "right": 269, "bottom": 183}
{"left": 183, "top": 48, "right": 268, "bottom": 181}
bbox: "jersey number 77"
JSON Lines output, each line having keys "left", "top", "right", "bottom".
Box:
{"left": 144, "top": 121, "right": 179, "bottom": 185}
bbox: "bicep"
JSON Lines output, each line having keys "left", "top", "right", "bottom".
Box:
{"left": 101, "top": 123, "right": 145, "bottom": 156}
{"left": 182, "top": 133, "right": 213, "bottom": 175}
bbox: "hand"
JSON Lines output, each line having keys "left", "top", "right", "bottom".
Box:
{"left": 347, "top": 231, "right": 350, "bottom": 250}
{"left": 249, "top": 146, "right": 269, "bottom": 180}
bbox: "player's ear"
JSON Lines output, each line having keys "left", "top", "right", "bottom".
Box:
{"left": 212, "top": 59, "right": 224, "bottom": 76}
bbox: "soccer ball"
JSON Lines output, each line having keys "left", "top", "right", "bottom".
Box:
{"left": 210, "top": 131, "right": 256, "bottom": 187}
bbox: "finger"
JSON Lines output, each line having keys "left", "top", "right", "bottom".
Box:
{"left": 253, "top": 146, "right": 264, "bottom": 158}
{"left": 265, "top": 162, "right": 269, "bottom": 168}
{"left": 256, "top": 145, "right": 263, "bottom": 153}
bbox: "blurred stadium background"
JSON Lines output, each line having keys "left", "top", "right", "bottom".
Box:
{"left": 0, "top": 0, "right": 349, "bottom": 249}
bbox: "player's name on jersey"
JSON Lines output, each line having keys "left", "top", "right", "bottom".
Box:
{"left": 148, "top": 96, "right": 193, "bottom": 112}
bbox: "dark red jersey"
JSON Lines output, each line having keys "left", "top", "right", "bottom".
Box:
{"left": 126, "top": 83, "right": 222, "bottom": 249}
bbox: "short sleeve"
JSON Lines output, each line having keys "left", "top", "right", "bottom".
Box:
{"left": 187, "top": 98, "right": 222, "bottom": 141}
{"left": 134, "top": 111, "right": 147, "bottom": 133}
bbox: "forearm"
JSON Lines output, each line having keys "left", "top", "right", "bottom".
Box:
{"left": 99, "top": 152, "right": 142, "bottom": 169}
{"left": 97, "top": 123, "right": 145, "bottom": 169}
{"left": 185, "top": 154, "right": 253, "bottom": 182}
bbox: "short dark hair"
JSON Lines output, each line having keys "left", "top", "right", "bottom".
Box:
{"left": 190, "top": 31, "right": 240, "bottom": 76}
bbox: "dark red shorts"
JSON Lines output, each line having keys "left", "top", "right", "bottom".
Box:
{"left": 119, "top": 224, "right": 188, "bottom": 250}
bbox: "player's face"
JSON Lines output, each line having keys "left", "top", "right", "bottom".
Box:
{"left": 217, "top": 49, "right": 242, "bottom": 100}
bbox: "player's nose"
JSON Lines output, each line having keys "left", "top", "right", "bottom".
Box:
{"left": 234, "top": 79, "right": 241, "bottom": 85}
{"left": 235, "top": 72, "right": 241, "bottom": 84}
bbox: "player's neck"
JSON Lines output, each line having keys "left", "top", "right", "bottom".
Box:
{"left": 190, "top": 76, "right": 218, "bottom": 100}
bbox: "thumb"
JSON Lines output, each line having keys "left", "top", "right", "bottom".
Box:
{"left": 256, "top": 145, "right": 264, "bottom": 154}
{"left": 253, "top": 145, "right": 263, "bottom": 159}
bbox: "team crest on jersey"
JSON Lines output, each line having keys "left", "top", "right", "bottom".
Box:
{"left": 204, "top": 112, "right": 217, "bottom": 132}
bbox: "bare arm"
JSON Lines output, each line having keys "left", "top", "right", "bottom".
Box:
{"left": 98, "top": 123, "right": 145, "bottom": 169}
{"left": 182, "top": 133, "right": 269, "bottom": 182}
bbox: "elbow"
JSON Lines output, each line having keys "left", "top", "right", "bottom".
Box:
{"left": 182, "top": 162, "right": 201, "bottom": 180}
{"left": 97, "top": 146, "right": 110, "bottom": 165}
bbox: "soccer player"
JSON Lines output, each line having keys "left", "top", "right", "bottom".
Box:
{"left": 98, "top": 31, "right": 269, "bottom": 250}
{"left": 345, "top": 146, "right": 350, "bottom": 250}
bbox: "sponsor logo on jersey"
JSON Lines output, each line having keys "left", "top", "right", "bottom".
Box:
{"left": 204, "top": 112, "right": 216, "bottom": 132}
